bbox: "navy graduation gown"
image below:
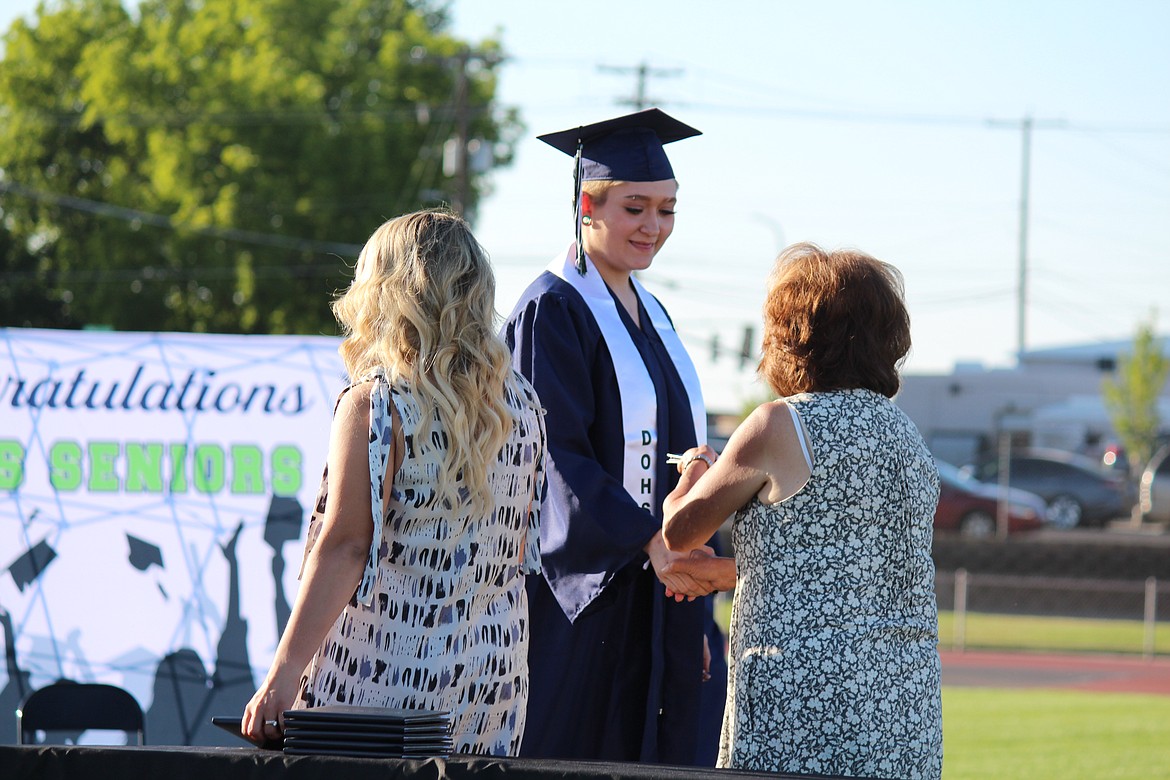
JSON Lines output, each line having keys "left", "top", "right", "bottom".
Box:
{"left": 503, "top": 270, "right": 716, "bottom": 765}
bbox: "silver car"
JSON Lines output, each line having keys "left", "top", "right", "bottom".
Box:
{"left": 974, "top": 449, "right": 1133, "bottom": 528}
{"left": 1140, "top": 443, "right": 1170, "bottom": 523}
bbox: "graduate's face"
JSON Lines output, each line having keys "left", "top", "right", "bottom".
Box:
{"left": 582, "top": 180, "right": 678, "bottom": 280}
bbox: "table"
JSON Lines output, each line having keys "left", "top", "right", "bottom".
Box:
{"left": 1, "top": 744, "right": 860, "bottom": 780}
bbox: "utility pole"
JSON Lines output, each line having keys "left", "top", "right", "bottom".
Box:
{"left": 452, "top": 47, "right": 472, "bottom": 218}
{"left": 987, "top": 115, "right": 1065, "bottom": 360}
{"left": 415, "top": 45, "right": 501, "bottom": 218}
{"left": 598, "top": 61, "right": 684, "bottom": 110}
{"left": 597, "top": 61, "right": 684, "bottom": 285}
{"left": 1016, "top": 117, "right": 1032, "bottom": 361}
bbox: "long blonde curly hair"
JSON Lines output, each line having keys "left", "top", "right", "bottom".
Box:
{"left": 332, "top": 209, "right": 517, "bottom": 517}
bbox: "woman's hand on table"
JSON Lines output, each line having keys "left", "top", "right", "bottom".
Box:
{"left": 242, "top": 672, "right": 299, "bottom": 744}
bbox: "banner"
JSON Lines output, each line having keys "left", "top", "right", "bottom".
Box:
{"left": 0, "top": 328, "right": 346, "bottom": 745}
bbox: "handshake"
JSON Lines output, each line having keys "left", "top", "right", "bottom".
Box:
{"left": 650, "top": 541, "right": 736, "bottom": 601}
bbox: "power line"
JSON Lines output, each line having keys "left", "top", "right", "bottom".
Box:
{"left": 1069, "top": 127, "right": 1170, "bottom": 184}
{"left": 0, "top": 103, "right": 495, "bottom": 130}
{"left": 0, "top": 181, "right": 362, "bottom": 256}
{"left": 913, "top": 287, "right": 1018, "bottom": 309}
{"left": 675, "top": 64, "right": 1170, "bottom": 135}
{"left": 660, "top": 100, "right": 1170, "bottom": 135}
{"left": 0, "top": 263, "right": 340, "bottom": 283}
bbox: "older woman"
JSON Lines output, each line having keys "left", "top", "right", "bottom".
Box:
{"left": 663, "top": 243, "right": 943, "bottom": 779}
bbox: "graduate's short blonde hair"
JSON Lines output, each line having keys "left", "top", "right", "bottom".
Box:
{"left": 332, "top": 209, "right": 516, "bottom": 517}
{"left": 580, "top": 178, "right": 677, "bottom": 209}
{"left": 580, "top": 179, "right": 624, "bottom": 206}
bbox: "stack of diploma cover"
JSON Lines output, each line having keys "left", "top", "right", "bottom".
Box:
{"left": 280, "top": 705, "right": 453, "bottom": 758}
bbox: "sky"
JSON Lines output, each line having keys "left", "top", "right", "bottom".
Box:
{"left": 4, "top": 0, "right": 1169, "bottom": 413}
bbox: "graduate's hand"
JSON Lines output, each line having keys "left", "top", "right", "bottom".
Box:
{"left": 662, "top": 544, "right": 717, "bottom": 600}
{"left": 646, "top": 534, "right": 710, "bottom": 601}
{"left": 672, "top": 445, "right": 719, "bottom": 476}
{"left": 663, "top": 547, "right": 737, "bottom": 594}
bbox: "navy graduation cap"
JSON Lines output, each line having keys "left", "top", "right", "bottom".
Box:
{"left": 538, "top": 108, "right": 701, "bottom": 273}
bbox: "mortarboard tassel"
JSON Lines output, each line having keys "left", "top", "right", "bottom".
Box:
{"left": 573, "top": 142, "right": 586, "bottom": 275}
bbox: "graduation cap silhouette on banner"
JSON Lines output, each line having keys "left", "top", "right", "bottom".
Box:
{"left": 7, "top": 539, "right": 58, "bottom": 592}
{"left": 264, "top": 496, "right": 304, "bottom": 549}
{"left": 127, "top": 534, "right": 165, "bottom": 572}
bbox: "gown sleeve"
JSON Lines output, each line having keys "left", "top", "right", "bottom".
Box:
{"left": 505, "top": 286, "right": 662, "bottom": 622}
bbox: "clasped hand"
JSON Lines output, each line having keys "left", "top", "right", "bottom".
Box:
{"left": 645, "top": 537, "right": 734, "bottom": 603}
{"left": 665, "top": 547, "right": 736, "bottom": 596}
{"left": 646, "top": 536, "right": 729, "bottom": 601}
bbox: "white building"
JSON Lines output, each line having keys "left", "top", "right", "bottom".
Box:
{"left": 895, "top": 338, "right": 1170, "bottom": 468}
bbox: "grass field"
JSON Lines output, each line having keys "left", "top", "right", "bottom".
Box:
{"left": 942, "top": 687, "right": 1170, "bottom": 780}
{"left": 938, "top": 611, "right": 1170, "bottom": 656}
{"left": 713, "top": 598, "right": 1169, "bottom": 658}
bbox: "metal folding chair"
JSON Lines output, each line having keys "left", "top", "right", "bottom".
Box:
{"left": 16, "top": 680, "right": 145, "bottom": 745}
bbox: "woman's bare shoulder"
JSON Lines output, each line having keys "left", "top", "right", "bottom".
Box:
{"left": 339, "top": 379, "right": 374, "bottom": 408}
{"left": 723, "top": 400, "right": 794, "bottom": 463}
{"left": 746, "top": 399, "right": 797, "bottom": 436}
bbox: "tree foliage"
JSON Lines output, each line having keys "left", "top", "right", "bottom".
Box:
{"left": 1102, "top": 315, "right": 1170, "bottom": 481}
{"left": 0, "top": 0, "right": 518, "bottom": 334}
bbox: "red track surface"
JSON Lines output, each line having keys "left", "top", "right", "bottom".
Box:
{"left": 939, "top": 649, "right": 1170, "bottom": 696}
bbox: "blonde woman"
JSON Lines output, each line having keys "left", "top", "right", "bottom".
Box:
{"left": 244, "top": 210, "right": 546, "bottom": 756}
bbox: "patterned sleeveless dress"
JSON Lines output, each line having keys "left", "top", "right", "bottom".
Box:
{"left": 294, "top": 369, "right": 545, "bottom": 756}
{"left": 719, "top": 389, "right": 942, "bottom": 779}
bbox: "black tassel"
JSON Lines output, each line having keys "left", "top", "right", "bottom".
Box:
{"left": 573, "top": 142, "right": 586, "bottom": 275}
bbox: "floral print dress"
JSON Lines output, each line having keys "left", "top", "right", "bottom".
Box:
{"left": 719, "top": 388, "right": 942, "bottom": 779}
{"left": 294, "top": 370, "right": 545, "bottom": 756}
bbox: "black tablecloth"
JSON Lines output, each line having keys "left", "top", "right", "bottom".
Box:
{"left": 0, "top": 744, "right": 862, "bottom": 780}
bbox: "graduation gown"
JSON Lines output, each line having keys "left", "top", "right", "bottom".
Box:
{"left": 503, "top": 251, "right": 717, "bottom": 765}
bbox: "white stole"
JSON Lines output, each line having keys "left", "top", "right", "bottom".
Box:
{"left": 548, "top": 245, "right": 706, "bottom": 516}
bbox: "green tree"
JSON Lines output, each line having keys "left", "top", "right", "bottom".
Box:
{"left": 0, "top": 0, "right": 518, "bottom": 334}
{"left": 1102, "top": 315, "right": 1170, "bottom": 521}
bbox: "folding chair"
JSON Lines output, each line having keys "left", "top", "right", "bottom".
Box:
{"left": 16, "top": 680, "right": 145, "bottom": 745}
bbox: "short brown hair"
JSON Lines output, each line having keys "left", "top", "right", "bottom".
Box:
{"left": 758, "top": 242, "right": 911, "bottom": 398}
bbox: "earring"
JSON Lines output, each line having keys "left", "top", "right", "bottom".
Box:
{"left": 581, "top": 215, "right": 592, "bottom": 226}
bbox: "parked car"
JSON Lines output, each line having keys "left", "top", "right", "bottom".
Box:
{"left": 934, "top": 461, "right": 1048, "bottom": 537}
{"left": 1140, "top": 443, "right": 1170, "bottom": 523}
{"left": 971, "top": 448, "right": 1132, "bottom": 529}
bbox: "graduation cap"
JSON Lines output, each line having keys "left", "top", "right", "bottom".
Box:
{"left": 263, "top": 495, "right": 304, "bottom": 548}
{"left": 126, "top": 534, "right": 164, "bottom": 572}
{"left": 7, "top": 538, "right": 57, "bottom": 592}
{"left": 537, "top": 108, "right": 701, "bottom": 274}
